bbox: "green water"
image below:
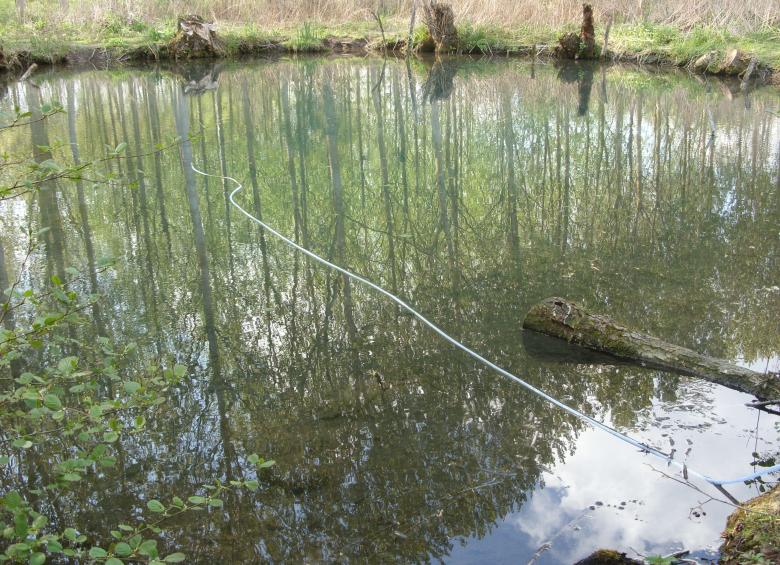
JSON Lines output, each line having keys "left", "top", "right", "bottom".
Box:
{"left": 1, "top": 57, "right": 779, "bottom": 563}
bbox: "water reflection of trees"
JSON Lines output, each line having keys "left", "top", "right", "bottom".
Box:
{"left": 1, "top": 59, "right": 779, "bottom": 561}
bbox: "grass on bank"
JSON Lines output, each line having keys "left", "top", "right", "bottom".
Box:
{"left": 0, "top": 7, "right": 779, "bottom": 73}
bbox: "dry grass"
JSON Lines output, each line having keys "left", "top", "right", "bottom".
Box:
{"left": 11, "top": 0, "right": 780, "bottom": 33}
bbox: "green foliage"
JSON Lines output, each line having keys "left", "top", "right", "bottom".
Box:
{"left": 285, "top": 22, "right": 326, "bottom": 52}
{"left": 0, "top": 109, "right": 275, "bottom": 564}
{"left": 607, "top": 23, "right": 780, "bottom": 68}
{"left": 645, "top": 556, "right": 674, "bottom": 565}
{"left": 458, "top": 24, "right": 507, "bottom": 54}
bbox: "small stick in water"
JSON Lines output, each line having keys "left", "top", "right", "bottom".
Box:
{"left": 19, "top": 63, "right": 38, "bottom": 83}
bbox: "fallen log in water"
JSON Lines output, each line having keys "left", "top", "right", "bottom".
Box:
{"left": 522, "top": 297, "right": 780, "bottom": 400}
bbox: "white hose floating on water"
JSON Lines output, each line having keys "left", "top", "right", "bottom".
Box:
{"left": 192, "top": 163, "right": 780, "bottom": 489}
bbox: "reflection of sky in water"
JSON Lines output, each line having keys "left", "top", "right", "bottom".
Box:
{"left": 450, "top": 381, "right": 776, "bottom": 563}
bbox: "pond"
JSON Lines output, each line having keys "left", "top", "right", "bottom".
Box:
{"left": 1, "top": 56, "right": 779, "bottom": 563}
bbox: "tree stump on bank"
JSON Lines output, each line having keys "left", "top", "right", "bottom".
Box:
{"left": 555, "top": 4, "right": 598, "bottom": 59}
{"left": 422, "top": 2, "right": 458, "bottom": 53}
{"left": 168, "top": 15, "right": 225, "bottom": 59}
{"left": 579, "top": 4, "right": 596, "bottom": 58}
{"left": 522, "top": 297, "right": 780, "bottom": 400}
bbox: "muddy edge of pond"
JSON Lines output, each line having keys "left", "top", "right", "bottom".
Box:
{"left": 2, "top": 34, "right": 779, "bottom": 88}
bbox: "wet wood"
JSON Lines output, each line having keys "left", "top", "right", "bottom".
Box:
{"left": 19, "top": 63, "right": 37, "bottom": 82}
{"left": 523, "top": 297, "right": 780, "bottom": 400}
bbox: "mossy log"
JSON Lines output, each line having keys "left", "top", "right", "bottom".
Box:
{"left": 720, "top": 485, "right": 780, "bottom": 564}
{"left": 522, "top": 297, "right": 780, "bottom": 400}
{"left": 573, "top": 549, "right": 642, "bottom": 565}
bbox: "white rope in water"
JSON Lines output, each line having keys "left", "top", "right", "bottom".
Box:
{"left": 192, "top": 163, "right": 780, "bottom": 488}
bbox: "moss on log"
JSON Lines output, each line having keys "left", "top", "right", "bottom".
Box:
{"left": 720, "top": 485, "right": 780, "bottom": 564}
{"left": 168, "top": 15, "right": 225, "bottom": 59}
{"left": 522, "top": 297, "right": 780, "bottom": 400}
{"left": 573, "top": 549, "right": 642, "bottom": 565}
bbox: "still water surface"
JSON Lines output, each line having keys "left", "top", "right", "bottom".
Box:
{"left": 1, "top": 57, "right": 779, "bottom": 563}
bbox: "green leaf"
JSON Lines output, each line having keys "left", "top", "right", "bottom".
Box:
{"left": 247, "top": 454, "right": 259, "bottom": 465}
{"left": 147, "top": 500, "right": 165, "bottom": 513}
{"left": 3, "top": 491, "right": 22, "bottom": 509}
{"left": 98, "top": 457, "right": 116, "bottom": 468}
{"left": 14, "top": 512, "right": 28, "bottom": 536}
{"left": 129, "top": 534, "right": 142, "bottom": 548}
{"left": 258, "top": 459, "right": 276, "bottom": 469}
{"left": 32, "top": 515, "right": 47, "bottom": 529}
{"left": 173, "top": 364, "right": 186, "bottom": 378}
{"left": 16, "top": 373, "right": 34, "bottom": 384}
{"left": 123, "top": 381, "right": 141, "bottom": 395}
{"left": 138, "top": 539, "right": 158, "bottom": 557}
{"left": 0, "top": 456, "right": 10, "bottom": 466}
{"left": 88, "top": 547, "right": 107, "bottom": 558}
{"left": 63, "top": 528, "right": 78, "bottom": 541}
{"left": 244, "top": 480, "right": 259, "bottom": 492}
{"left": 6, "top": 543, "right": 30, "bottom": 556}
{"left": 45, "top": 540, "right": 62, "bottom": 552}
{"left": 57, "top": 357, "right": 78, "bottom": 374}
{"left": 29, "top": 553, "right": 46, "bottom": 565}
{"left": 12, "top": 439, "right": 33, "bottom": 449}
{"left": 103, "top": 431, "right": 120, "bottom": 443}
{"left": 114, "top": 542, "right": 132, "bottom": 556}
{"left": 118, "top": 524, "right": 134, "bottom": 532}
{"left": 115, "top": 142, "right": 128, "bottom": 154}
{"left": 43, "top": 394, "right": 62, "bottom": 411}
{"left": 187, "top": 496, "right": 206, "bottom": 505}
{"left": 62, "top": 473, "right": 81, "bottom": 482}
{"left": 164, "top": 553, "right": 186, "bottom": 563}
{"left": 106, "top": 559, "right": 123, "bottom": 565}
{"left": 208, "top": 498, "right": 223, "bottom": 508}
